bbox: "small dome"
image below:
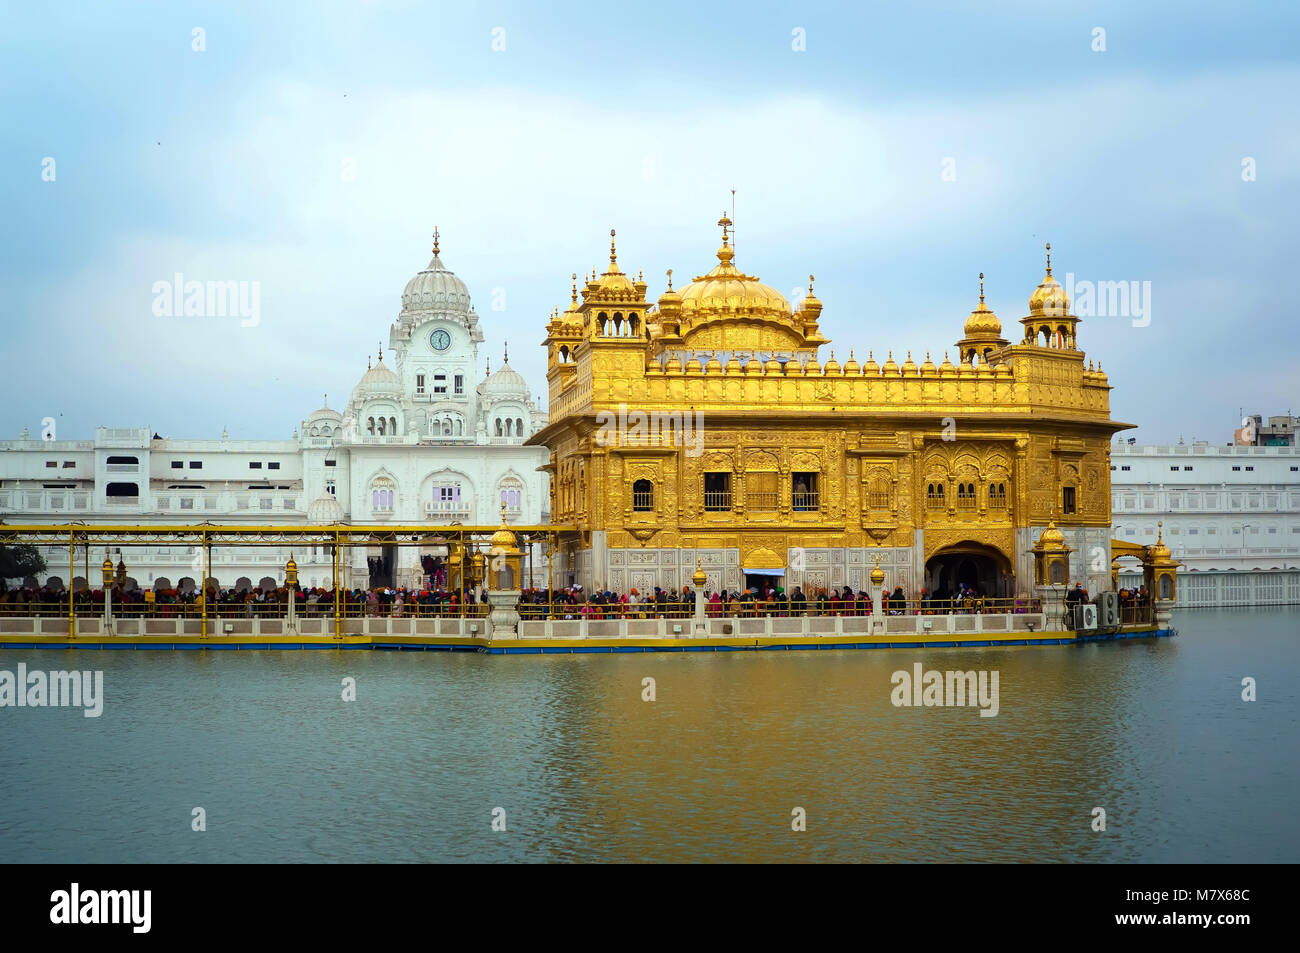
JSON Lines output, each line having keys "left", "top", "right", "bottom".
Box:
{"left": 355, "top": 354, "right": 401, "bottom": 397}
{"left": 823, "top": 352, "right": 841, "bottom": 375}
{"left": 920, "top": 352, "right": 937, "bottom": 375}
{"left": 939, "top": 352, "right": 957, "bottom": 374}
{"left": 843, "top": 350, "right": 860, "bottom": 375}
{"left": 901, "top": 351, "right": 918, "bottom": 376}
{"left": 1028, "top": 244, "right": 1069, "bottom": 314}
{"left": 308, "top": 490, "right": 344, "bottom": 523}
{"left": 882, "top": 351, "right": 899, "bottom": 375}
{"left": 965, "top": 275, "right": 1003, "bottom": 336}
{"left": 480, "top": 357, "right": 529, "bottom": 399}
{"left": 863, "top": 351, "right": 880, "bottom": 376}
{"left": 704, "top": 355, "right": 723, "bottom": 374}
{"left": 1038, "top": 521, "right": 1066, "bottom": 547}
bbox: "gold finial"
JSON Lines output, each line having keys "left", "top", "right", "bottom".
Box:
{"left": 979, "top": 272, "right": 985, "bottom": 304}
{"left": 1045, "top": 242, "right": 1052, "bottom": 276}
{"left": 503, "top": 342, "right": 509, "bottom": 364}
{"left": 925, "top": 351, "right": 931, "bottom": 361}
{"left": 367, "top": 355, "right": 371, "bottom": 371}
{"left": 377, "top": 342, "right": 383, "bottom": 363}
{"left": 637, "top": 269, "right": 642, "bottom": 282}
{"left": 808, "top": 274, "right": 815, "bottom": 294}
{"left": 717, "top": 211, "right": 731, "bottom": 244}
{"left": 869, "top": 350, "right": 873, "bottom": 361}
{"left": 849, "top": 348, "right": 854, "bottom": 360}
{"left": 1157, "top": 520, "right": 1163, "bottom": 543}
{"left": 609, "top": 228, "right": 617, "bottom": 263}
{"left": 666, "top": 268, "right": 673, "bottom": 291}
{"left": 486, "top": 356, "right": 490, "bottom": 377}
{"left": 906, "top": 350, "right": 912, "bottom": 361}
{"left": 501, "top": 499, "right": 508, "bottom": 526}
{"left": 571, "top": 273, "right": 578, "bottom": 303}
{"left": 432, "top": 226, "right": 440, "bottom": 256}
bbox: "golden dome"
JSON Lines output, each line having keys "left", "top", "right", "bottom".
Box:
{"left": 823, "top": 351, "right": 841, "bottom": 375}
{"left": 1028, "top": 243, "right": 1070, "bottom": 314}
{"left": 964, "top": 273, "right": 1003, "bottom": 336}
{"left": 843, "top": 350, "right": 860, "bottom": 375}
{"left": 882, "top": 351, "right": 899, "bottom": 375}
{"left": 1038, "top": 520, "right": 1066, "bottom": 547}
{"left": 901, "top": 351, "right": 918, "bottom": 376}
{"left": 704, "top": 355, "right": 723, "bottom": 374}
{"left": 656, "top": 268, "right": 681, "bottom": 313}
{"left": 1149, "top": 522, "right": 1172, "bottom": 559}
{"left": 589, "top": 230, "right": 638, "bottom": 297}
{"left": 692, "top": 561, "right": 707, "bottom": 588}
{"left": 870, "top": 556, "right": 886, "bottom": 588}
{"left": 939, "top": 351, "right": 957, "bottom": 374}
{"left": 863, "top": 350, "right": 880, "bottom": 375}
{"left": 677, "top": 215, "right": 791, "bottom": 322}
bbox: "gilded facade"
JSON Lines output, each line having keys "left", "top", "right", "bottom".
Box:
{"left": 528, "top": 219, "right": 1131, "bottom": 598}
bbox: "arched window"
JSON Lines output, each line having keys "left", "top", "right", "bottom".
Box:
{"left": 926, "top": 483, "right": 945, "bottom": 509}
{"left": 456, "top": 419, "right": 463, "bottom": 436}
{"left": 505, "top": 418, "right": 514, "bottom": 437}
{"left": 632, "top": 479, "right": 653, "bottom": 512}
{"left": 310, "top": 426, "right": 320, "bottom": 437}
{"left": 377, "top": 417, "right": 386, "bottom": 436}
{"left": 989, "top": 482, "right": 1007, "bottom": 509}
{"left": 516, "top": 417, "right": 524, "bottom": 435}
{"left": 367, "top": 417, "right": 375, "bottom": 435}
{"left": 495, "top": 419, "right": 503, "bottom": 436}
{"left": 389, "top": 416, "right": 397, "bottom": 435}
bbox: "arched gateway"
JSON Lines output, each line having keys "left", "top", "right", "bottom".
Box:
{"left": 924, "top": 542, "right": 1013, "bottom": 600}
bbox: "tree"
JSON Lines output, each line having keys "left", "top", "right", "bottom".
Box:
{"left": 0, "top": 543, "right": 46, "bottom": 582}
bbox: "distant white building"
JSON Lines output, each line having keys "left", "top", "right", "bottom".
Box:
{"left": 0, "top": 232, "right": 550, "bottom": 591}
{"left": 1110, "top": 440, "right": 1300, "bottom": 606}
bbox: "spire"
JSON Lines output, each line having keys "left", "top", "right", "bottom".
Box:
{"left": 979, "top": 271, "right": 985, "bottom": 304}
{"left": 717, "top": 211, "right": 732, "bottom": 245}
{"left": 323, "top": 393, "right": 328, "bottom": 409}
{"left": 1045, "top": 242, "right": 1052, "bottom": 277}
{"left": 609, "top": 228, "right": 617, "bottom": 264}
{"left": 503, "top": 341, "right": 509, "bottom": 365}
{"left": 808, "top": 273, "right": 815, "bottom": 295}
{"left": 432, "top": 225, "right": 440, "bottom": 256}
{"left": 486, "top": 357, "right": 491, "bottom": 378}
{"left": 571, "top": 272, "right": 578, "bottom": 304}
{"left": 377, "top": 342, "right": 383, "bottom": 363}
{"left": 666, "top": 268, "right": 673, "bottom": 291}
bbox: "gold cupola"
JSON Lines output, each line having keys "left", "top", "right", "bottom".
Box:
{"left": 1021, "top": 243, "right": 1081, "bottom": 349}
{"left": 957, "top": 272, "right": 1009, "bottom": 365}
{"left": 673, "top": 214, "right": 823, "bottom": 352}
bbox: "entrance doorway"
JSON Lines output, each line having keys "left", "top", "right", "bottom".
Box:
{"left": 924, "top": 542, "right": 1012, "bottom": 601}
{"left": 744, "top": 571, "right": 784, "bottom": 593}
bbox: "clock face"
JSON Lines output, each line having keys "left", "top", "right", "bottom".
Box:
{"left": 430, "top": 329, "right": 451, "bottom": 351}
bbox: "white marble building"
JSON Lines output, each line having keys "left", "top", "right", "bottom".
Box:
{"left": 1110, "top": 440, "right": 1300, "bottom": 606}
{"left": 0, "top": 233, "right": 550, "bottom": 591}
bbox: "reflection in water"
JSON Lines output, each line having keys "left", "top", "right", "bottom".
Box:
{"left": 0, "top": 608, "right": 1296, "bottom": 862}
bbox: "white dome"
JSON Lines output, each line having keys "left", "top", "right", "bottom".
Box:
{"left": 354, "top": 357, "right": 401, "bottom": 398}
{"left": 479, "top": 361, "right": 529, "bottom": 399}
{"left": 402, "top": 251, "right": 471, "bottom": 313}
{"left": 307, "top": 490, "right": 344, "bottom": 523}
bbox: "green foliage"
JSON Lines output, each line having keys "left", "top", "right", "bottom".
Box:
{"left": 0, "top": 543, "right": 47, "bottom": 581}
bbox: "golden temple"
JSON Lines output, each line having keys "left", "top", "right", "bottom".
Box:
{"left": 528, "top": 217, "right": 1132, "bottom": 599}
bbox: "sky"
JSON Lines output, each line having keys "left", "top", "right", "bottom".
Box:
{"left": 2, "top": 0, "right": 1297, "bottom": 445}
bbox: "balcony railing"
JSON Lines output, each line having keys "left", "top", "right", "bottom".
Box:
{"left": 703, "top": 491, "right": 732, "bottom": 512}
{"left": 747, "top": 491, "right": 778, "bottom": 511}
{"left": 792, "top": 490, "right": 819, "bottom": 511}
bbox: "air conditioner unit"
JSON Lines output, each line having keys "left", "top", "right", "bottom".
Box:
{"left": 1076, "top": 603, "right": 1098, "bottom": 630}
{"left": 1094, "top": 591, "right": 1119, "bottom": 627}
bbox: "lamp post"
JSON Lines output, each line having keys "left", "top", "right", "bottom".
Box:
{"left": 692, "top": 560, "right": 708, "bottom": 635}
{"left": 101, "top": 553, "right": 115, "bottom": 634}
{"left": 285, "top": 553, "right": 299, "bottom": 632}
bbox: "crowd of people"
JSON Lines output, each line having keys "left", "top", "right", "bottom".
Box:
{"left": 1, "top": 578, "right": 1074, "bottom": 621}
